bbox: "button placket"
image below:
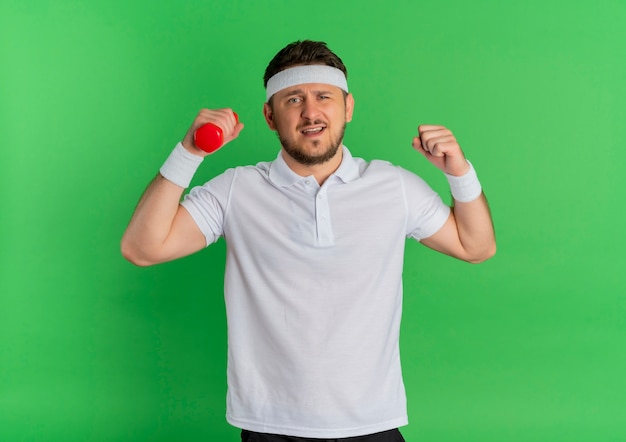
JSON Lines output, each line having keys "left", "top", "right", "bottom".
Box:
{"left": 315, "top": 189, "right": 333, "bottom": 246}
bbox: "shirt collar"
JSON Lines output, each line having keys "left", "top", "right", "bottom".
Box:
{"left": 269, "top": 145, "right": 361, "bottom": 187}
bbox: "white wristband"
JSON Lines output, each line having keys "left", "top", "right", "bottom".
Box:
{"left": 159, "top": 142, "right": 204, "bottom": 188}
{"left": 445, "top": 160, "right": 482, "bottom": 202}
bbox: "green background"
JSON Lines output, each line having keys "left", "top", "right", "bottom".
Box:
{"left": 2, "top": 0, "right": 625, "bottom": 440}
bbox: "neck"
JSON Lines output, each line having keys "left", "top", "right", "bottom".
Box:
{"left": 281, "top": 147, "right": 343, "bottom": 185}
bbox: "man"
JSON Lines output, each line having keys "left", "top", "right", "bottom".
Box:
{"left": 121, "top": 40, "right": 495, "bottom": 442}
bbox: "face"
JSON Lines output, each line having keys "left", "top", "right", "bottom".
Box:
{"left": 263, "top": 83, "right": 354, "bottom": 166}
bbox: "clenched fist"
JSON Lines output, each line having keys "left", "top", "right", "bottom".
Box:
{"left": 412, "top": 125, "right": 470, "bottom": 177}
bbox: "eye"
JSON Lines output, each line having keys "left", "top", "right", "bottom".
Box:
{"left": 287, "top": 97, "right": 302, "bottom": 104}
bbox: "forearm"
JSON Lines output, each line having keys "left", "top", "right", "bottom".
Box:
{"left": 420, "top": 161, "right": 496, "bottom": 263}
{"left": 451, "top": 192, "right": 496, "bottom": 263}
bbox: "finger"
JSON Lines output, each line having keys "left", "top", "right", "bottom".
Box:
{"left": 418, "top": 125, "right": 452, "bottom": 139}
{"left": 418, "top": 124, "right": 447, "bottom": 136}
{"left": 415, "top": 134, "right": 439, "bottom": 155}
{"left": 433, "top": 140, "right": 462, "bottom": 157}
{"left": 412, "top": 136, "right": 426, "bottom": 154}
{"left": 196, "top": 108, "right": 232, "bottom": 127}
{"left": 419, "top": 128, "right": 453, "bottom": 142}
{"left": 228, "top": 122, "right": 245, "bottom": 140}
{"left": 412, "top": 136, "right": 442, "bottom": 160}
{"left": 419, "top": 127, "right": 451, "bottom": 150}
{"left": 429, "top": 143, "right": 447, "bottom": 157}
{"left": 422, "top": 134, "right": 456, "bottom": 154}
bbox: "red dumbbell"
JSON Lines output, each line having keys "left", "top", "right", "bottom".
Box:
{"left": 193, "top": 111, "right": 239, "bottom": 153}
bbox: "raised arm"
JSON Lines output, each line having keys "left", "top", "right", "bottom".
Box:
{"left": 412, "top": 125, "right": 496, "bottom": 263}
{"left": 121, "top": 109, "right": 243, "bottom": 266}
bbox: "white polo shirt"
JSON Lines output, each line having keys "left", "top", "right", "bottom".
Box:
{"left": 181, "top": 146, "right": 450, "bottom": 438}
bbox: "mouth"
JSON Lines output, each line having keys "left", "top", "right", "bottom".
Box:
{"left": 300, "top": 125, "right": 326, "bottom": 136}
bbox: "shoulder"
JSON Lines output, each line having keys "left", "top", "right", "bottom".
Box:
{"left": 358, "top": 157, "right": 440, "bottom": 199}
{"left": 353, "top": 156, "right": 419, "bottom": 182}
{"left": 206, "top": 162, "right": 271, "bottom": 187}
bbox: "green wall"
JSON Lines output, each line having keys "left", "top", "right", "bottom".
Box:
{"left": 2, "top": 0, "right": 625, "bottom": 440}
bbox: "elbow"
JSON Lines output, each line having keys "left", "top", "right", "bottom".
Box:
{"left": 466, "top": 242, "right": 497, "bottom": 264}
{"left": 120, "top": 239, "right": 156, "bottom": 267}
{"left": 123, "top": 254, "right": 154, "bottom": 268}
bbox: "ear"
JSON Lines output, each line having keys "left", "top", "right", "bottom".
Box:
{"left": 263, "top": 102, "right": 277, "bottom": 130}
{"left": 345, "top": 93, "right": 355, "bottom": 123}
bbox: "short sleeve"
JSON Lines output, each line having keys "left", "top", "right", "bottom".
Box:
{"left": 397, "top": 167, "right": 451, "bottom": 241}
{"left": 180, "top": 168, "right": 238, "bottom": 247}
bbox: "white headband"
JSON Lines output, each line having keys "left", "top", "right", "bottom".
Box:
{"left": 265, "top": 65, "right": 348, "bottom": 102}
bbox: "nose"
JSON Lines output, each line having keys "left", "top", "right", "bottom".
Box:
{"left": 301, "top": 98, "right": 320, "bottom": 121}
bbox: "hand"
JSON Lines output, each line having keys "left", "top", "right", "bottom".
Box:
{"left": 412, "top": 125, "right": 469, "bottom": 176}
{"left": 182, "top": 108, "right": 244, "bottom": 156}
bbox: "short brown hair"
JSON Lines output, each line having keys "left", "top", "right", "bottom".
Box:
{"left": 263, "top": 40, "right": 348, "bottom": 88}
